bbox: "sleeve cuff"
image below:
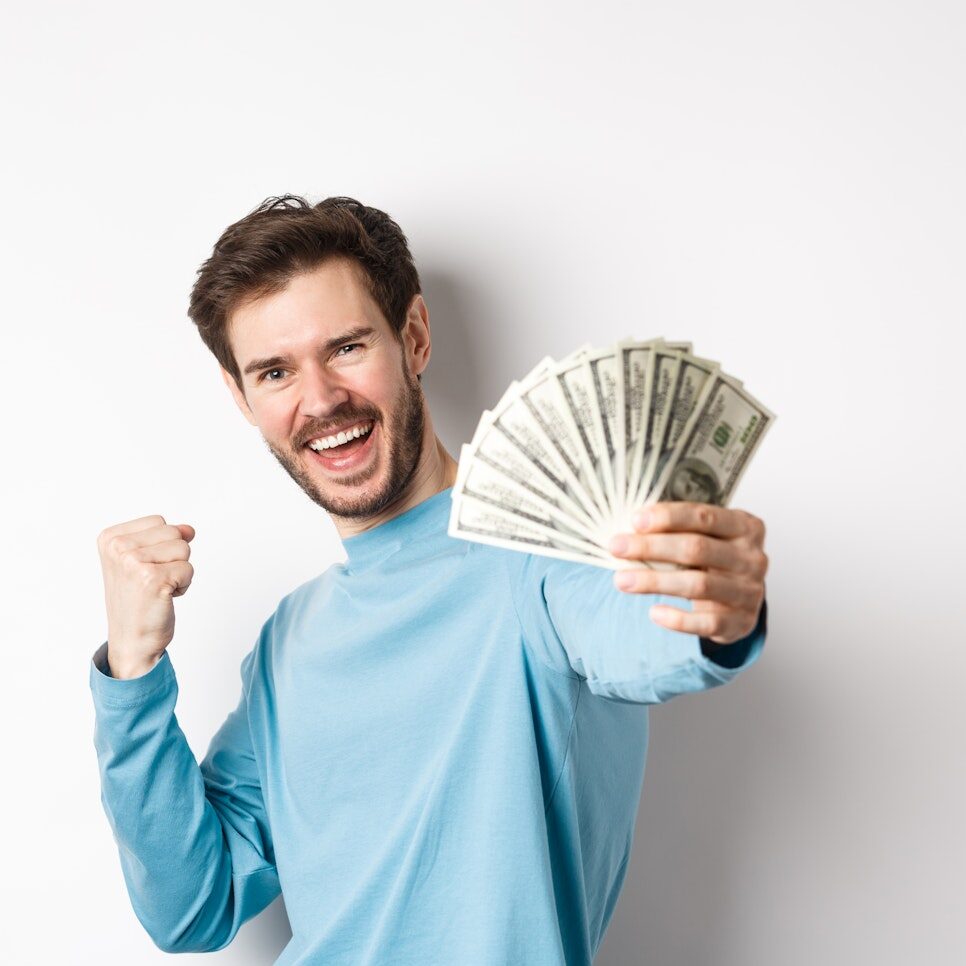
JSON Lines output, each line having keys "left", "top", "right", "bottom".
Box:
{"left": 89, "top": 641, "right": 175, "bottom": 707}
{"left": 698, "top": 598, "right": 768, "bottom": 670}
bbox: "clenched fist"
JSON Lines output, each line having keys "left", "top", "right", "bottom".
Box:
{"left": 96, "top": 515, "right": 195, "bottom": 679}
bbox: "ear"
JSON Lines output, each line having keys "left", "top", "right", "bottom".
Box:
{"left": 401, "top": 294, "right": 431, "bottom": 379}
{"left": 220, "top": 367, "right": 258, "bottom": 426}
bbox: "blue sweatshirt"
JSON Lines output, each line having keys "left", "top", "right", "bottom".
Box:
{"left": 89, "top": 485, "right": 766, "bottom": 964}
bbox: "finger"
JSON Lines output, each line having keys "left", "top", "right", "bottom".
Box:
{"left": 629, "top": 502, "right": 750, "bottom": 539}
{"left": 130, "top": 538, "right": 191, "bottom": 564}
{"left": 98, "top": 515, "right": 167, "bottom": 548}
{"left": 648, "top": 604, "right": 745, "bottom": 640}
{"left": 109, "top": 523, "right": 189, "bottom": 554}
{"left": 612, "top": 567, "right": 759, "bottom": 608}
{"left": 161, "top": 560, "right": 194, "bottom": 598}
{"left": 608, "top": 531, "right": 748, "bottom": 571}
{"left": 177, "top": 524, "right": 196, "bottom": 542}
{"left": 734, "top": 509, "right": 766, "bottom": 546}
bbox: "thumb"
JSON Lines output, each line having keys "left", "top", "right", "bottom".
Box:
{"left": 176, "top": 523, "right": 196, "bottom": 542}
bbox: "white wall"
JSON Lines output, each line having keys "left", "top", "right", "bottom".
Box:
{"left": 2, "top": 1, "right": 962, "bottom": 963}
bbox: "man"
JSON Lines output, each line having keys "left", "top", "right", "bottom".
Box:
{"left": 90, "top": 195, "right": 769, "bottom": 964}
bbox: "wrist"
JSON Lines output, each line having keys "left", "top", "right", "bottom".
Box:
{"left": 106, "top": 646, "right": 163, "bottom": 680}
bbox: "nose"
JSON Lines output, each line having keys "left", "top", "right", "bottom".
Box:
{"left": 297, "top": 360, "right": 351, "bottom": 419}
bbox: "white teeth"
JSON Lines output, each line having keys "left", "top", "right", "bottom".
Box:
{"left": 307, "top": 421, "right": 373, "bottom": 451}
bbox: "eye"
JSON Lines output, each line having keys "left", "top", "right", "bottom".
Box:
{"left": 261, "top": 368, "right": 287, "bottom": 383}
{"left": 335, "top": 342, "right": 363, "bottom": 357}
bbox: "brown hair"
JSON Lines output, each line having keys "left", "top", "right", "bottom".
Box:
{"left": 187, "top": 194, "right": 422, "bottom": 391}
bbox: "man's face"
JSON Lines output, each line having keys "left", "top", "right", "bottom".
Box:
{"left": 223, "top": 257, "right": 428, "bottom": 519}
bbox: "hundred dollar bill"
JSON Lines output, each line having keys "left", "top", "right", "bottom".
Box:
{"left": 552, "top": 349, "right": 616, "bottom": 520}
{"left": 454, "top": 444, "right": 602, "bottom": 545}
{"left": 617, "top": 340, "right": 657, "bottom": 477}
{"left": 448, "top": 491, "right": 636, "bottom": 568}
{"left": 450, "top": 445, "right": 607, "bottom": 557}
{"left": 619, "top": 339, "right": 696, "bottom": 515}
{"left": 634, "top": 352, "right": 721, "bottom": 518}
{"left": 468, "top": 412, "right": 600, "bottom": 533}
{"left": 489, "top": 377, "right": 606, "bottom": 526}
{"left": 628, "top": 344, "right": 682, "bottom": 509}
{"left": 581, "top": 346, "right": 622, "bottom": 522}
{"left": 648, "top": 370, "right": 775, "bottom": 509}
{"left": 616, "top": 338, "right": 659, "bottom": 523}
{"left": 516, "top": 366, "right": 612, "bottom": 523}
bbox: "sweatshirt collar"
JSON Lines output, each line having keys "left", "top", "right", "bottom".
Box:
{"left": 339, "top": 486, "right": 454, "bottom": 574}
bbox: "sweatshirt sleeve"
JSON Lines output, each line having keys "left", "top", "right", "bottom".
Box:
{"left": 88, "top": 635, "right": 281, "bottom": 953}
{"left": 506, "top": 552, "right": 766, "bottom": 705}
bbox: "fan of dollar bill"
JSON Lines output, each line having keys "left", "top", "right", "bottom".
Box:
{"left": 447, "top": 337, "right": 775, "bottom": 571}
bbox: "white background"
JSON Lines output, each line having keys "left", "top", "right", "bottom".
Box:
{"left": 2, "top": 1, "right": 963, "bottom": 963}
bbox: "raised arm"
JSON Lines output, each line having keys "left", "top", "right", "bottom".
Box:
{"left": 90, "top": 641, "right": 281, "bottom": 952}
{"left": 91, "top": 515, "right": 280, "bottom": 952}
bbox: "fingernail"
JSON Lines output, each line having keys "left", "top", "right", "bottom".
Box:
{"left": 614, "top": 570, "right": 635, "bottom": 589}
{"left": 633, "top": 510, "right": 651, "bottom": 530}
{"left": 609, "top": 535, "right": 628, "bottom": 554}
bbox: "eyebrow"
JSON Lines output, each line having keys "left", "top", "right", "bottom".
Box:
{"left": 242, "top": 325, "right": 377, "bottom": 378}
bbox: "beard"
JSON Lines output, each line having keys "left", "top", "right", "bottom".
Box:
{"left": 264, "top": 361, "right": 426, "bottom": 519}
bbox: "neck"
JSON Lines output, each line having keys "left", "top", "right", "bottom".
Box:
{"left": 331, "top": 432, "right": 458, "bottom": 539}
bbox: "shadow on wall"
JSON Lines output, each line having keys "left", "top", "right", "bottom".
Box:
{"left": 418, "top": 267, "right": 492, "bottom": 456}
{"left": 596, "top": 658, "right": 795, "bottom": 966}
{"left": 239, "top": 894, "right": 291, "bottom": 962}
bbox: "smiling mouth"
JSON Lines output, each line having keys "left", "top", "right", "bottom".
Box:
{"left": 303, "top": 419, "right": 377, "bottom": 471}
{"left": 305, "top": 419, "right": 375, "bottom": 453}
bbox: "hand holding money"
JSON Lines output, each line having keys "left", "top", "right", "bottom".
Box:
{"left": 607, "top": 501, "right": 768, "bottom": 644}
{"left": 448, "top": 336, "right": 776, "bottom": 607}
